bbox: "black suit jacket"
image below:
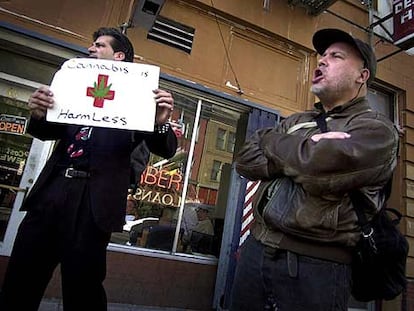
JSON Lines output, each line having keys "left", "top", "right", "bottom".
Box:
{"left": 22, "top": 118, "right": 177, "bottom": 232}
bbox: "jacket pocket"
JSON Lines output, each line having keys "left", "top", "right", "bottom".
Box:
{"left": 261, "top": 178, "right": 295, "bottom": 223}
{"left": 261, "top": 177, "right": 340, "bottom": 242}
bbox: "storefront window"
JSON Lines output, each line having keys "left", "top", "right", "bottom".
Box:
{"left": 0, "top": 95, "right": 32, "bottom": 241}
{"left": 0, "top": 29, "right": 80, "bottom": 255}
{"left": 110, "top": 85, "right": 247, "bottom": 259}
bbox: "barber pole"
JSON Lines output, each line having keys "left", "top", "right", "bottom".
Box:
{"left": 239, "top": 180, "right": 261, "bottom": 246}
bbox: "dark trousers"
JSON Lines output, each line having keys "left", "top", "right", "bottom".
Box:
{"left": 229, "top": 235, "right": 351, "bottom": 311}
{"left": 0, "top": 173, "right": 111, "bottom": 311}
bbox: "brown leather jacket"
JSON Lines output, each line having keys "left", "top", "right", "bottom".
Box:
{"left": 235, "top": 97, "right": 399, "bottom": 263}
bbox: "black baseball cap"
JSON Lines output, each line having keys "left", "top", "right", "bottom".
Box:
{"left": 312, "top": 28, "right": 377, "bottom": 84}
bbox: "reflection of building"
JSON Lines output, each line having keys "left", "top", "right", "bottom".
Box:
{"left": 191, "top": 119, "right": 235, "bottom": 205}
{"left": 157, "top": 105, "right": 237, "bottom": 206}
{"left": 133, "top": 108, "right": 236, "bottom": 207}
{"left": 0, "top": 1, "right": 412, "bottom": 311}
{"left": 199, "top": 120, "right": 235, "bottom": 187}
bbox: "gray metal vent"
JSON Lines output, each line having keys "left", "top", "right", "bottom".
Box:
{"left": 288, "top": 0, "right": 339, "bottom": 15}
{"left": 147, "top": 16, "right": 194, "bottom": 53}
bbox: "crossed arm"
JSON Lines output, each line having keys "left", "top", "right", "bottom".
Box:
{"left": 235, "top": 119, "right": 398, "bottom": 194}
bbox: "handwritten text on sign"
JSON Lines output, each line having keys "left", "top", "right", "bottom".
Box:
{"left": 47, "top": 58, "right": 160, "bottom": 131}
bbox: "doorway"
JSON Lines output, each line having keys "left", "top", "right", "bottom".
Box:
{"left": 0, "top": 76, "right": 53, "bottom": 255}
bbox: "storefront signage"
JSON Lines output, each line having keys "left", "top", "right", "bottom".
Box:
{"left": 0, "top": 146, "right": 29, "bottom": 167}
{"left": 0, "top": 114, "right": 27, "bottom": 135}
{"left": 133, "top": 187, "right": 182, "bottom": 207}
{"left": 47, "top": 58, "right": 160, "bottom": 131}
{"left": 393, "top": 0, "right": 414, "bottom": 49}
{"left": 140, "top": 166, "right": 182, "bottom": 191}
{"left": 132, "top": 166, "right": 183, "bottom": 207}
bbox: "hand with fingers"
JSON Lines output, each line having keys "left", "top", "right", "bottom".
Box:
{"left": 153, "top": 89, "right": 174, "bottom": 125}
{"left": 311, "top": 131, "right": 351, "bottom": 142}
{"left": 28, "top": 86, "right": 54, "bottom": 120}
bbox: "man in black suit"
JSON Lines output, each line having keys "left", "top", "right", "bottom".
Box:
{"left": 0, "top": 27, "right": 177, "bottom": 310}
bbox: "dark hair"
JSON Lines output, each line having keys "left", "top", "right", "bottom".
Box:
{"left": 92, "top": 27, "right": 134, "bottom": 62}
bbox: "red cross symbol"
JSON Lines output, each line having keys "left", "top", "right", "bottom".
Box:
{"left": 86, "top": 74, "right": 115, "bottom": 108}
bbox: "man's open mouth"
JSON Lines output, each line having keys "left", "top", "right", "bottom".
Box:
{"left": 312, "top": 68, "right": 324, "bottom": 83}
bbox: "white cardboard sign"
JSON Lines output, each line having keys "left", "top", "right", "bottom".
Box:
{"left": 46, "top": 58, "right": 160, "bottom": 131}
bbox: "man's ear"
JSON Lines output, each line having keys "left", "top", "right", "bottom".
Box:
{"left": 114, "top": 51, "right": 126, "bottom": 61}
{"left": 357, "top": 68, "right": 370, "bottom": 84}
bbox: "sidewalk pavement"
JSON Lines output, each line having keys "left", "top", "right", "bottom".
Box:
{"left": 40, "top": 298, "right": 200, "bottom": 311}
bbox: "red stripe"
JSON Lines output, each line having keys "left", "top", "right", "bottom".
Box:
{"left": 239, "top": 180, "right": 260, "bottom": 245}
{"left": 245, "top": 180, "right": 259, "bottom": 194}
{"left": 242, "top": 206, "right": 253, "bottom": 222}
{"left": 240, "top": 224, "right": 251, "bottom": 237}
{"left": 244, "top": 195, "right": 254, "bottom": 208}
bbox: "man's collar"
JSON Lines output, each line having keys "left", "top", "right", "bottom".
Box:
{"left": 314, "top": 96, "right": 369, "bottom": 115}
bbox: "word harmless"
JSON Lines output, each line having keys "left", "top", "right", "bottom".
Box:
{"left": 57, "top": 109, "right": 127, "bottom": 125}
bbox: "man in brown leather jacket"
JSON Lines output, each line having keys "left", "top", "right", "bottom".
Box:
{"left": 230, "top": 29, "right": 399, "bottom": 311}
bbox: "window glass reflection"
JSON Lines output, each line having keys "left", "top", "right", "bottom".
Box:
{"left": 110, "top": 90, "right": 244, "bottom": 259}
{"left": 367, "top": 88, "right": 394, "bottom": 121}
{"left": 0, "top": 96, "right": 32, "bottom": 241}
